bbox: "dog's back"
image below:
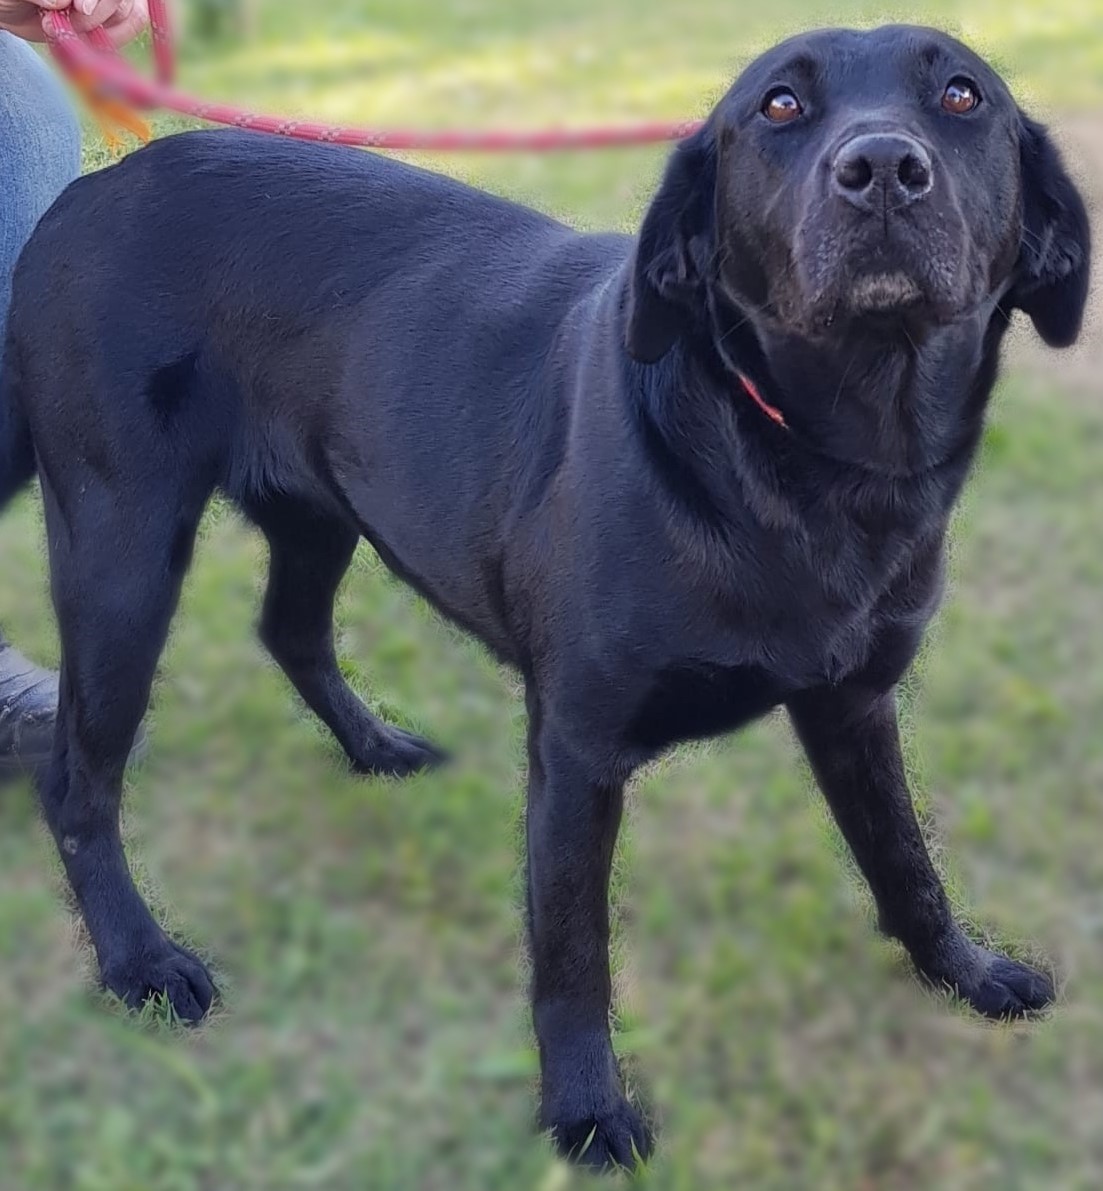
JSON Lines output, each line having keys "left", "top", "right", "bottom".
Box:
{"left": 6, "top": 131, "right": 632, "bottom": 654}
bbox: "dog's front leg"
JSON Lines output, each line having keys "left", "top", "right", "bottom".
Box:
{"left": 788, "top": 683, "right": 1055, "bottom": 1018}
{"left": 525, "top": 705, "right": 651, "bottom": 1170}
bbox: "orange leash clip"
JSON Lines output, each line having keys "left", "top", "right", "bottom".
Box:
{"left": 58, "top": 23, "right": 151, "bottom": 149}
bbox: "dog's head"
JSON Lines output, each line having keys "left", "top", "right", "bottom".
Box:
{"left": 626, "top": 25, "right": 1090, "bottom": 361}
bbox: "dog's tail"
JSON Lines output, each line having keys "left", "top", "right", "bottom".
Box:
{"left": 0, "top": 334, "right": 36, "bottom": 512}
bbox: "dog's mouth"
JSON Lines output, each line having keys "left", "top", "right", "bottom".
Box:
{"left": 789, "top": 254, "right": 970, "bottom": 337}
{"left": 849, "top": 271, "right": 924, "bottom": 313}
{"left": 786, "top": 199, "right": 978, "bottom": 336}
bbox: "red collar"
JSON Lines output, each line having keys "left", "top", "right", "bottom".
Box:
{"left": 737, "top": 372, "right": 787, "bottom": 429}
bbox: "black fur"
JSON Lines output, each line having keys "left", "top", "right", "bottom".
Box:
{"left": 0, "top": 25, "right": 1090, "bottom": 1171}
{"left": 1012, "top": 114, "right": 1092, "bottom": 346}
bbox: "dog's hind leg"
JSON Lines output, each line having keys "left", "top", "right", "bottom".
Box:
{"left": 39, "top": 472, "right": 216, "bottom": 1022}
{"left": 250, "top": 496, "right": 446, "bottom": 777}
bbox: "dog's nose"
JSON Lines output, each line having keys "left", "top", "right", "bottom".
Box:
{"left": 832, "top": 133, "right": 933, "bottom": 209}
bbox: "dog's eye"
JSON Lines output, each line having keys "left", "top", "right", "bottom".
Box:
{"left": 762, "top": 88, "right": 803, "bottom": 124}
{"left": 942, "top": 78, "right": 980, "bottom": 115}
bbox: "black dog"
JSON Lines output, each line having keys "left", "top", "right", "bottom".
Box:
{"left": 0, "top": 24, "right": 1090, "bottom": 1170}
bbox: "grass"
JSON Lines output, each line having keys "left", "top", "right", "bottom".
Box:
{"left": 2, "top": 1, "right": 1102, "bottom": 1187}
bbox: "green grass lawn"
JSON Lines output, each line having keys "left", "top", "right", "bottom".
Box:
{"left": 3, "top": 2, "right": 1102, "bottom": 1187}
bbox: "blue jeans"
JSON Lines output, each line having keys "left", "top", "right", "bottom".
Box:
{"left": 0, "top": 35, "right": 81, "bottom": 343}
{"left": 0, "top": 35, "right": 81, "bottom": 645}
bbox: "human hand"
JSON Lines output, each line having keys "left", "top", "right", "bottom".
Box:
{"left": 0, "top": 0, "right": 149, "bottom": 46}
{"left": 0, "top": 0, "right": 67, "bottom": 41}
{"left": 69, "top": 0, "right": 150, "bottom": 47}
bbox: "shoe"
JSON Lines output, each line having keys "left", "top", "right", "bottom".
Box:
{"left": 0, "top": 641, "right": 147, "bottom": 774}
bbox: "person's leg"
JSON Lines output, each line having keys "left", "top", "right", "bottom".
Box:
{"left": 0, "top": 35, "right": 81, "bottom": 771}
{"left": 0, "top": 34, "right": 80, "bottom": 354}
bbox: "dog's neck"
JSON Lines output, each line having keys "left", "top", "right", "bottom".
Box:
{"left": 738, "top": 322, "right": 1001, "bottom": 474}
{"left": 628, "top": 301, "right": 1009, "bottom": 546}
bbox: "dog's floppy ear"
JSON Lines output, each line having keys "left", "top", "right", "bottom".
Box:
{"left": 625, "top": 125, "right": 717, "bottom": 363}
{"left": 1009, "top": 115, "right": 1091, "bottom": 348}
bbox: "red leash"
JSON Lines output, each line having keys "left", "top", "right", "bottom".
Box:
{"left": 42, "top": 4, "right": 704, "bottom": 152}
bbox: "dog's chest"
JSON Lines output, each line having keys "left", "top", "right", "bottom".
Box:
{"left": 760, "top": 502, "right": 937, "bottom": 679}
{"left": 621, "top": 530, "right": 932, "bottom": 754}
{"left": 620, "top": 606, "right": 882, "bottom": 754}
{"left": 624, "top": 661, "right": 787, "bottom": 751}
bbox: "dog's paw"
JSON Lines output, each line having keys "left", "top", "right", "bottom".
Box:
{"left": 959, "top": 949, "right": 1056, "bottom": 1019}
{"left": 924, "top": 942, "right": 1055, "bottom": 1020}
{"left": 351, "top": 723, "right": 448, "bottom": 778}
{"left": 545, "top": 1097, "right": 653, "bottom": 1172}
{"left": 101, "top": 936, "right": 217, "bottom": 1024}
